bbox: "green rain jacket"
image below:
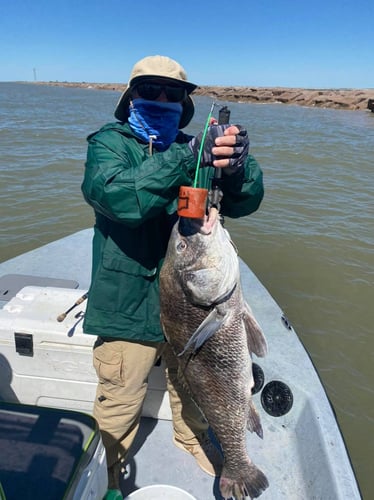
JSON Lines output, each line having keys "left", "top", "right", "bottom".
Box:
{"left": 81, "top": 121, "right": 264, "bottom": 342}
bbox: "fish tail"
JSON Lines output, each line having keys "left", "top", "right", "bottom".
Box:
{"left": 247, "top": 399, "right": 263, "bottom": 439}
{"left": 219, "top": 462, "right": 269, "bottom": 499}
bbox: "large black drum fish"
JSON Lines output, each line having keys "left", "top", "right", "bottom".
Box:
{"left": 160, "top": 208, "right": 269, "bottom": 499}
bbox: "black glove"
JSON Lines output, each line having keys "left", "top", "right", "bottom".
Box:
{"left": 224, "top": 125, "right": 249, "bottom": 175}
{"left": 188, "top": 124, "right": 249, "bottom": 174}
{"left": 188, "top": 124, "right": 230, "bottom": 166}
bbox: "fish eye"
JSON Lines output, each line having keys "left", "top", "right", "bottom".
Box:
{"left": 176, "top": 239, "right": 187, "bottom": 252}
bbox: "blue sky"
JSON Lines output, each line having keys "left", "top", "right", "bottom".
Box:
{"left": 1, "top": 0, "right": 373, "bottom": 89}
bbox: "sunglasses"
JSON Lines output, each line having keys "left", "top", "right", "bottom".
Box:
{"left": 135, "top": 82, "right": 187, "bottom": 102}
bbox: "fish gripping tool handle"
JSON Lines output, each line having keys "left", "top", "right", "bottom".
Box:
{"left": 209, "top": 106, "right": 231, "bottom": 210}
{"left": 177, "top": 105, "right": 231, "bottom": 218}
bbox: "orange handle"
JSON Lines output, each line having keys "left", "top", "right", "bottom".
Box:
{"left": 177, "top": 186, "right": 208, "bottom": 218}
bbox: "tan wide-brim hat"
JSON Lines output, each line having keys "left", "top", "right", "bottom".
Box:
{"left": 114, "top": 55, "right": 197, "bottom": 129}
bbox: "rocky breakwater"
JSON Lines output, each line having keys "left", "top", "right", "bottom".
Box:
{"left": 32, "top": 82, "right": 374, "bottom": 111}
{"left": 195, "top": 86, "right": 374, "bottom": 111}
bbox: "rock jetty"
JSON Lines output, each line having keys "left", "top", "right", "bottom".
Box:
{"left": 196, "top": 86, "right": 374, "bottom": 111}
{"left": 32, "top": 81, "right": 373, "bottom": 111}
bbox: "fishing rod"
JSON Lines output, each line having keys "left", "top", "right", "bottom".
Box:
{"left": 56, "top": 292, "right": 88, "bottom": 322}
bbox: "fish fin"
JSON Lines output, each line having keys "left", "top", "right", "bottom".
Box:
{"left": 247, "top": 399, "right": 263, "bottom": 439}
{"left": 178, "top": 308, "right": 227, "bottom": 356}
{"left": 243, "top": 301, "right": 268, "bottom": 358}
{"left": 220, "top": 461, "right": 269, "bottom": 500}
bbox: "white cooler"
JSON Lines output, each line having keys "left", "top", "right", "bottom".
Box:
{"left": 0, "top": 286, "right": 171, "bottom": 420}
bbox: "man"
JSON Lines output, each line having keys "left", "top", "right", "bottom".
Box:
{"left": 81, "top": 55, "right": 264, "bottom": 494}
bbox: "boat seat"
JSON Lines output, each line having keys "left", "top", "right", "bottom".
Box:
{"left": 0, "top": 401, "right": 103, "bottom": 499}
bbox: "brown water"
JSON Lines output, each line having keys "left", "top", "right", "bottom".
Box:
{"left": 0, "top": 82, "right": 373, "bottom": 498}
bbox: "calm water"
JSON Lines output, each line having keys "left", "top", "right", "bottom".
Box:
{"left": 1, "top": 82, "right": 373, "bottom": 497}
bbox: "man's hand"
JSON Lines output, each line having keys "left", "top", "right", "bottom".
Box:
{"left": 188, "top": 124, "right": 249, "bottom": 174}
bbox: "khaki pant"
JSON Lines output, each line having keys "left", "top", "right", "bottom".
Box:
{"left": 93, "top": 338, "right": 207, "bottom": 468}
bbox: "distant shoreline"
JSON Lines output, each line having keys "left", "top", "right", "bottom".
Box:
{"left": 25, "top": 81, "right": 374, "bottom": 111}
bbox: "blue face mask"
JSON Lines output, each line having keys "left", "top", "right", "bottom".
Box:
{"left": 128, "top": 98, "right": 183, "bottom": 152}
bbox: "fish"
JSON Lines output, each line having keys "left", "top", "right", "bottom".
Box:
{"left": 159, "top": 208, "right": 269, "bottom": 499}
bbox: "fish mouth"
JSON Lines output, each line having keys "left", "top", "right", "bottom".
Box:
{"left": 178, "top": 207, "right": 219, "bottom": 236}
